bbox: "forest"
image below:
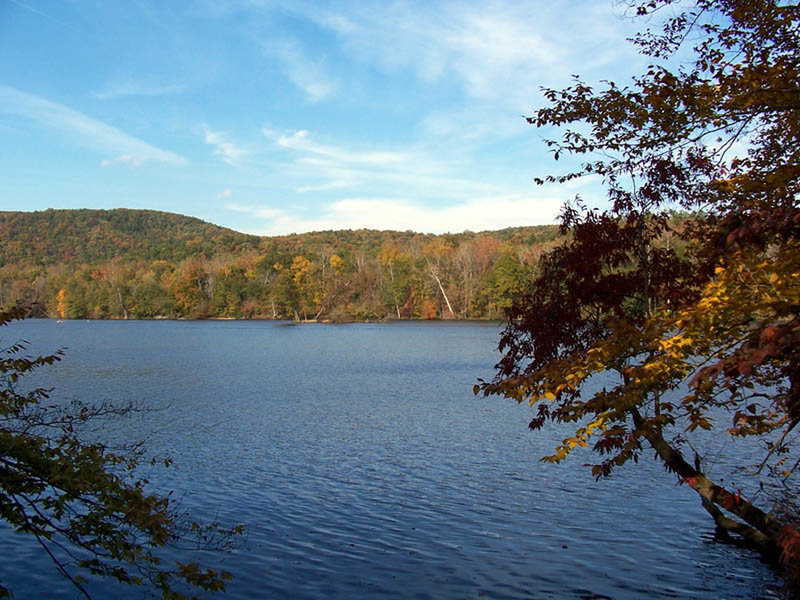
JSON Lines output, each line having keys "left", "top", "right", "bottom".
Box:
{"left": 0, "top": 208, "right": 565, "bottom": 321}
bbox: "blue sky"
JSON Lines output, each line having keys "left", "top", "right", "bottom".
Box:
{"left": 1, "top": 0, "right": 647, "bottom": 236}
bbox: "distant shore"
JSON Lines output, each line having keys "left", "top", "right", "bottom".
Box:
{"left": 44, "top": 315, "right": 503, "bottom": 324}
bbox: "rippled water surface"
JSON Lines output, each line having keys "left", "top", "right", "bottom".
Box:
{"left": 0, "top": 320, "right": 783, "bottom": 599}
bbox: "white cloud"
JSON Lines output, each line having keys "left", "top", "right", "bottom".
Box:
{"left": 433, "top": 10, "right": 559, "bottom": 99}
{"left": 296, "top": 1, "right": 641, "bottom": 109}
{"left": 263, "top": 127, "right": 525, "bottom": 200}
{"left": 0, "top": 85, "right": 187, "bottom": 166}
{"left": 203, "top": 125, "right": 247, "bottom": 165}
{"left": 226, "top": 194, "right": 563, "bottom": 236}
{"left": 272, "top": 129, "right": 412, "bottom": 167}
{"left": 264, "top": 40, "right": 338, "bottom": 102}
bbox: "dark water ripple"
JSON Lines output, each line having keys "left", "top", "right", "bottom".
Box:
{"left": 0, "top": 320, "right": 784, "bottom": 599}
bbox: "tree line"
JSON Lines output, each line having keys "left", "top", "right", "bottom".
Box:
{"left": 0, "top": 209, "right": 564, "bottom": 321}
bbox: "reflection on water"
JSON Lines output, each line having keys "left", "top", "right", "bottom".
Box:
{"left": 0, "top": 320, "right": 783, "bottom": 599}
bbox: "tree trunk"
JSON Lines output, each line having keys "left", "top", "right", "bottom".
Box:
{"left": 435, "top": 275, "right": 454, "bottom": 318}
{"left": 388, "top": 264, "right": 401, "bottom": 319}
{"left": 115, "top": 287, "right": 129, "bottom": 320}
{"left": 631, "top": 408, "right": 783, "bottom": 557}
{"left": 427, "top": 265, "right": 454, "bottom": 318}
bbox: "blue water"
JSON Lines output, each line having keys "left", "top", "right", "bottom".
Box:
{"left": 0, "top": 320, "right": 783, "bottom": 599}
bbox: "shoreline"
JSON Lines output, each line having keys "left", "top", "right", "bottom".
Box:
{"left": 42, "top": 315, "right": 504, "bottom": 325}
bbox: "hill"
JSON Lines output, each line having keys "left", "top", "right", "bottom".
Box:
{"left": 0, "top": 208, "right": 560, "bottom": 268}
{"left": 0, "top": 208, "right": 562, "bottom": 321}
{"left": 0, "top": 209, "right": 260, "bottom": 267}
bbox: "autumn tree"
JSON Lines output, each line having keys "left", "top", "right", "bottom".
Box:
{"left": 170, "top": 261, "right": 211, "bottom": 318}
{"left": 454, "top": 242, "right": 479, "bottom": 318}
{"left": 378, "top": 245, "right": 412, "bottom": 319}
{"left": 484, "top": 250, "right": 526, "bottom": 315}
{"left": 423, "top": 241, "right": 456, "bottom": 318}
{"left": 56, "top": 288, "right": 67, "bottom": 320}
{"left": 0, "top": 306, "right": 241, "bottom": 598}
{"left": 261, "top": 263, "right": 293, "bottom": 319}
{"left": 479, "top": 0, "right": 800, "bottom": 582}
{"left": 210, "top": 264, "right": 248, "bottom": 317}
{"left": 131, "top": 266, "right": 177, "bottom": 318}
{"left": 291, "top": 255, "right": 318, "bottom": 320}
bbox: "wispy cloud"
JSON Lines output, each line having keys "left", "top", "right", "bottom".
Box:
{"left": 226, "top": 193, "right": 563, "bottom": 236}
{"left": 101, "top": 154, "right": 148, "bottom": 167}
{"left": 420, "top": 104, "right": 529, "bottom": 144}
{"left": 264, "top": 39, "right": 338, "bottom": 102}
{"left": 272, "top": 129, "right": 412, "bottom": 167}
{"left": 293, "top": 1, "right": 640, "bottom": 109}
{"left": 94, "top": 80, "right": 184, "bottom": 100}
{"left": 8, "top": 0, "right": 79, "bottom": 31}
{"left": 215, "top": 188, "right": 232, "bottom": 201}
{"left": 296, "top": 180, "right": 352, "bottom": 193}
{"left": 264, "top": 128, "right": 476, "bottom": 195}
{"left": 226, "top": 202, "right": 285, "bottom": 222}
{"left": 0, "top": 85, "right": 187, "bottom": 166}
{"left": 203, "top": 125, "right": 247, "bottom": 165}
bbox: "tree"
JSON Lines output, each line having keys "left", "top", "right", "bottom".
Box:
{"left": 268, "top": 263, "right": 300, "bottom": 320}
{"left": 131, "top": 269, "right": 177, "bottom": 318}
{"left": 484, "top": 250, "right": 526, "bottom": 314}
{"left": 210, "top": 264, "right": 248, "bottom": 317}
{"left": 378, "top": 245, "right": 412, "bottom": 319}
{"left": 0, "top": 306, "right": 241, "bottom": 598}
{"left": 170, "top": 261, "right": 211, "bottom": 318}
{"left": 290, "top": 255, "right": 318, "bottom": 320}
{"left": 478, "top": 0, "right": 800, "bottom": 583}
{"left": 423, "top": 241, "right": 456, "bottom": 318}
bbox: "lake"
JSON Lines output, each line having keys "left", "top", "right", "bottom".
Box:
{"left": 0, "top": 319, "right": 783, "bottom": 599}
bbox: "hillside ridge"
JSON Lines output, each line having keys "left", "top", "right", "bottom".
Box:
{"left": 0, "top": 208, "right": 559, "bottom": 267}
{"left": 0, "top": 208, "right": 562, "bottom": 320}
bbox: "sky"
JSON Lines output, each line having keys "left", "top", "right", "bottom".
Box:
{"left": 0, "top": 0, "right": 650, "bottom": 236}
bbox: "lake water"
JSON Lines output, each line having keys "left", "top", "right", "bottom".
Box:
{"left": 0, "top": 320, "right": 784, "bottom": 599}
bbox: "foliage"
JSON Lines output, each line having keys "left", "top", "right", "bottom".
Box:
{"left": 0, "top": 209, "right": 259, "bottom": 267}
{"left": 479, "top": 0, "right": 800, "bottom": 583}
{"left": 0, "top": 306, "right": 242, "bottom": 598}
{"left": 1, "top": 209, "right": 565, "bottom": 321}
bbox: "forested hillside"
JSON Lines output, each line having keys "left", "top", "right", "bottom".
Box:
{"left": 0, "top": 209, "right": 260, "bottom": 266}
{"left": 0, "top": 209, "right": 561, "bottom": 320}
